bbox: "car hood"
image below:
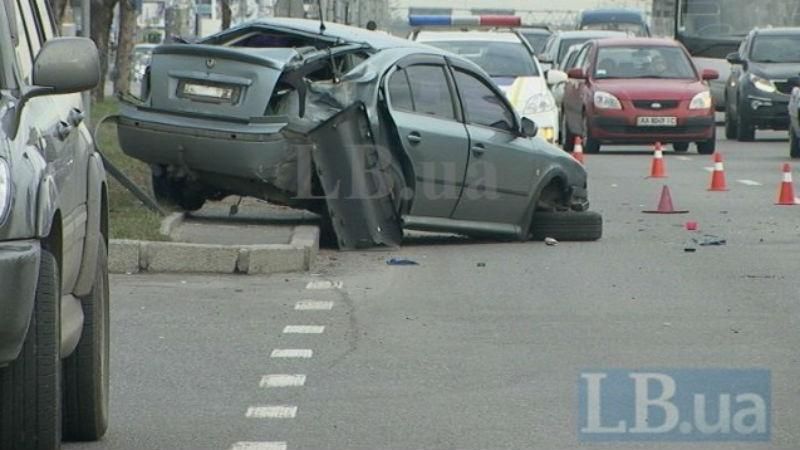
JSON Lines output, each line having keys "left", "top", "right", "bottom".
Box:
{"left": 749, "top": 62, "right": 800, "bottom": 80}
{"left": 493, "top": 76, "right": 550, "bottom": 110}
{"left": 593, "top": 78, "right": 707, "bottom": 100}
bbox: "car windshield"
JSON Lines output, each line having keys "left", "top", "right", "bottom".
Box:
{"left": 425, "top": 40, "right": 539, "bottom": 77}
{"left": 594, "top": 46, "right": 697, "bottom": 79}
{"left": 581, "top": 22, "right": 647, "bottom": 36}
{"left": 750, "top": 35, "right": 800, "bottom": 63}
{"left": 520, "top": 32, "right": 551, "bottom": 54}
{"left": 678, "top": 0, "right": 800, "bottom": 38}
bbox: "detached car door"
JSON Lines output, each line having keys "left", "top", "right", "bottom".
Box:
{"left": 448, "top": 62, "right": 537, "bottom": 225}
{"left": 384, "top": 56, "right": 470, "bottom": 218}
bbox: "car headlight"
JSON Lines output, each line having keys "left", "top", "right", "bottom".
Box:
{"left": 0, "top": 158, "right": 11, "bottom": 225}
{"left": 749, "top": 74, "right": 777, "bottom": 94}
{"left": 593, "top": 91, "right": 622, "bottom": 110}
{"left": 689, "top": 91, "right": 712, "bottom": 110}
{"left": 523, "top": 92, "right": 556, "bottom": 115}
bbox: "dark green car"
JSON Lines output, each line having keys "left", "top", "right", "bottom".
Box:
{"left": 118, "top": 18, "right": 601, "bottom": 249}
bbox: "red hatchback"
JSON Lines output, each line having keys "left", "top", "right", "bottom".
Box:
{"left": 561, "top": 38, "right": 718, "bottom": 154}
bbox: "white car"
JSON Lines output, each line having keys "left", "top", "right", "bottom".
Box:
{"left": 413, "top": 30, "right": 563, "bottom": 144}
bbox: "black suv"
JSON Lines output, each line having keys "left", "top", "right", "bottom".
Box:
{"left": 724, "top": 28, "right": 800, "bottom": 141}
{"left": 0, "top": 1, "right": 109, "bottom": 449}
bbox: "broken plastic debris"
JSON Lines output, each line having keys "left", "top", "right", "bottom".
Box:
{"left": 476, "top": 262, "right": 486, "bottom": 267}
{"left": 545, "top": 237, "right": 559, "bottom": 246}
{"left": 692, "top": 235, "right": 727, "bottom": 246}
{"left": 386, "top": 258, "right": 419, "bottom": 266}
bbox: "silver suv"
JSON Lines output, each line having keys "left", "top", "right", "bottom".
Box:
{"left": 0, "top": 1, "right": 109, "bottom": 449}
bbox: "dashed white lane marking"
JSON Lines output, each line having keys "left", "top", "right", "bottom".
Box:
{"left": 295, "top": 300, "right": 334, "bottom": 311}
{"left": 283, "top": 325, "right": 325, "bottom": 334}
{"left": 737, "top": 179, "right": 763, "bottom": 186}
{"left": 260, "top": 374, "right": 307, "bottom": 388}
{"left": 305, "top": 280, "right": 343, "bottom": 290}
{"left": 230, "top": 442, "right": 287, "bottom": 450}
{"left": 676, "top": 156, "right": 693, "bottom": 161}
{"left": 270, "top": 349, "right": 313, "bottom": 358}
{"left": 246, "top": 406, "right": 298, "bottom": 419}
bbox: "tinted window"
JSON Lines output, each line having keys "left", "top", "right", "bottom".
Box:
{"left": 750, "top": 35, "right": 800, "bottom": 63}
{"left": 405, "top": 65, "right": 456, "bottom": 120}
{"left": 454, "top": 69, "right": 515, "bottom": 132}
{"left": 424, "top": 41, "right": 538, "bottom": 77}
{"left": 388, "top": 68, "right": 414, "bottom": 112}
{"left": 594, "top": 46, "right": 696, "bottom": 79}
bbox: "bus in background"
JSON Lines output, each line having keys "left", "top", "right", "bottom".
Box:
{"left": 673, "top": 0, "right": 800, "bottom": 110}
{"left": 576, "top": 9, "right": 651, "bottom": 37}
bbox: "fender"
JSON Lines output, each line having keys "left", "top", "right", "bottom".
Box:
{"left": 36, "top": 174, "right": 59, "bottom": 239}
{"left": 517, "top": 166, "right": 568, "bottom": 240}
{"left": 73, "top": 152, "right": 107, "bottom": 297}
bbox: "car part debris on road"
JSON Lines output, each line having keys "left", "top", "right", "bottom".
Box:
{"left": 693, "top": 235, "right": 727, "bottom": 246}
{"left": 545, "top": 237, "right": 559, "bottom": 246}
{"left": 386, "top": 258, "right": 419, "bottom": 266}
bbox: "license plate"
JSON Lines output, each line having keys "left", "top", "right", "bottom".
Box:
{"left": 637, "top": 116, "right": 677, "bottom": 127}
{"left": 180, "top": 82, "right": 237, "bottom": 102}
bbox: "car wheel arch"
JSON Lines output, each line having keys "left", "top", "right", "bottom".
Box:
{"left": 519, "top": 169, "right": 570, "bottom": 239}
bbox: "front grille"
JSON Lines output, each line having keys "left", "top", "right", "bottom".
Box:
{"left": 774, "top": 81, "right": 794, "bottom": 95}
{"left": 633, "top": 100, "right": 680, "bottom": 110}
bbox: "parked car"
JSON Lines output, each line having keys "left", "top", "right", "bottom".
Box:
{"left": 412, "top": 27, "right": 564, "bottom": 144}
{"left": 0, "top": 1, "right": 109, "bottom": 449}
{"left": 117, "top": 18, "right": 602, "bottom": 248}
{"left": 724, "top": 28, "right": 800, "bottom": 141}
{"left": 576, "top": 8, "right": 651, "bottom": 37}
{"left": 539, "top": 30, "right": 629, "bottom": 72}
{"left": 561, "top": 38, "right": 718, "bottom": 154}
{"left": 517, "top": 26, "right": 552, "bottom": 55}
{"left": 790, "top": 77, "right": 800, "bottom": 158}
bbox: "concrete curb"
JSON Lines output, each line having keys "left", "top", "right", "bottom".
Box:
{"left": 108, "top": 226, "right": 319, "bottom": 275}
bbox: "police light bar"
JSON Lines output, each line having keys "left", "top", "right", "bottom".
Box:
{"left": 408, "top": 15, "right": 521, "bottom": 28}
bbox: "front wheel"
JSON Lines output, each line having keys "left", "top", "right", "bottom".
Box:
{"left": 530, "top": 211, "right": 603, "bottom": 241}
{"left": 697, "top": 127, "right": 717, "bottom": 155}
{"left": 724, "top": 108, "right": 738, "bottom": 139}
{"left": 0, "top": 250, "right": 62, "bottom": 450}
{"left": 673, "top": 142, "right": 690, "bottom": 152}
{"left": 736, "top": 113, "right": 756, "bottom": 141}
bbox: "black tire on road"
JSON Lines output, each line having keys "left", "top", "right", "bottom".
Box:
{"left": 697, "top": 127, "right": 717, "bottom": 155}
{"left": 0, "top": 250, "right": 62, "bottom": 450}
{"left": 790, "top": 130, "right": 800, "bottom": 159}
{"left": 63, "top": 239, "right": 109, "bottom": 442}
{"left": 530, "top": 211, "right": 603, "bottom": 241}
{"left": 736, "top": 113, "right": 756, "bottom": 142}
{"left": 724, "top": 109, "right": 738, "bottom": 139}
{"left": 673, "top": 142, "right": 690, "bottom": 152}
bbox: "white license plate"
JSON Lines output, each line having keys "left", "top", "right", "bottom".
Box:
{"left": 181, "top": 83, "right": 236, "bottom": 101}
{"left": 637, "top": 116, "right": 677, "bottom": 127}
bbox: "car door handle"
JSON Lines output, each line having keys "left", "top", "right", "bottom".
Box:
{"left": 471, "top": 144, "right": 486, "bottom": 157}
{"left": 55, "top": 121, "right": 73, "bottom": 141}
{"left": 407, "top": 132, "right": 422, "bottom": 144}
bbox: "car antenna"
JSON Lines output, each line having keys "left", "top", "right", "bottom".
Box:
{"left": 317, "top": 0, "right": 326, "bottom": 34}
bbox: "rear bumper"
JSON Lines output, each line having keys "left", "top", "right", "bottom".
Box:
{"left": 590, "top": 115, "right": 715, "bottom": 144}
{"left": 0, "top": 240, "right": 40, "bottom": 366}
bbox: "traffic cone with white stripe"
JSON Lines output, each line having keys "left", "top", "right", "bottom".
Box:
{"left": 708, "top": 153, "right": 728, "bottom": 191}
{"left": 572, "top": 137, "right": 585, "bottom": 164}
{"left": 648, "top": 142, "right": 667, "bottom": 178}
{"left": 776, "top": 164, "right": 798, "bottom": 206}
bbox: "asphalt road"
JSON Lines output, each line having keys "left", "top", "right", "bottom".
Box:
{"left": 67, "top": 129, "right": 800, "bottom": 450}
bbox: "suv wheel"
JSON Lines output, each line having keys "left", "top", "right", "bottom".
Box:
{"left": 0, "top": 250, "right": 61, "bottom": 450}
{"left": 673, "top": 142, "right": 690, "bottom": 152}
{"left": 736, "top": 111, "right": 756, "bottom": 141}
{"left": 63, "top": 240, "right": 109, "bottom": 441}
{"left": 724, "top": 108, "right": 738, "bottom": 140}
{"left": 791, "top": 130, "right": 800, "bottom": 159}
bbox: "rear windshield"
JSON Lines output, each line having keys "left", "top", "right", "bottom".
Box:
{"left": 750, "top": 34, "right": 800, "bottom": 63}
{"left": 520, "top": 32, "right": 551, "bottom": 54}
{"left": 558, "top": 38, "right": 593, "bottom": 64}
{"left": 425, "top": 40, "right": 539, "bottom": 78}
{"left": 594, "top": 46, "right": 696, "bottom": 79}
{"left": 580, "top": 22, "right": 647, "bottom": 36}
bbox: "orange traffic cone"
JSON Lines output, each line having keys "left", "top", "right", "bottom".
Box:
{"left": 708, "top": 153, "right": 728, "bottom": 191}
{"left": 573, "top": 137, "right": 585, "bottom": 164}
{"left": 648, "top": 142, "right": 667, "bottom": 178}
{"left": 643, "top": 185, "right": 689, "bottom": 214}
{"left": 776, "top": 164, "right": 798, "bottom": 206}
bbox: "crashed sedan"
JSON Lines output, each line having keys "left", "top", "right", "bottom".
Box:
{"left": 117, "top": 18, "right": 602, "bottom": 249}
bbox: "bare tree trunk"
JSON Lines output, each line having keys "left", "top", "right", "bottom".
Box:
{"left": 113, "top": 0, "right": 136, "bottom": 95}
{"left": 221, "top": 0, "right": 232, "bottom": 30}
{"left": 51, "top": 0, "right": 70, "bottom": 29}
{"left": 90, "top": 0, "right": 119, "bottom": 101}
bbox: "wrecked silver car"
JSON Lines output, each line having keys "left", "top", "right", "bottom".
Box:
{"left": 117, "top": 18, "right": 602, "bottom": 249}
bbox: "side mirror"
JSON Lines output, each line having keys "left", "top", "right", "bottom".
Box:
{"left": 520, "top": 117, "right": 538, "bottom": 138}
{"left": 31, "top": 38, "right": 100, "bottom": 96}
{"left": 567, "top": 68, "right": 586, "bottom": 80}
{"left": 701, "top": 69, "right": 719, "bottom": 81}
{"left": 547, "top": 69, "right": 568, "bottom": 85}
{"left": 725, "top": 52, "right": 743, "bottom": 65}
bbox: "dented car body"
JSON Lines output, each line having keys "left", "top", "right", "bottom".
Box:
{"left": 118, "top": 18, "right": 600, "bottom": 249}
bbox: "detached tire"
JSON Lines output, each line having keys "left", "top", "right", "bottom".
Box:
{"left": 0, "top": 250, "right": 61, "bottom": 450}
{"left": 63, "top": 240, "right": 109, "bottom": 442}
{"left": 530, "top": 211, "right": 603, "bottom": 241}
